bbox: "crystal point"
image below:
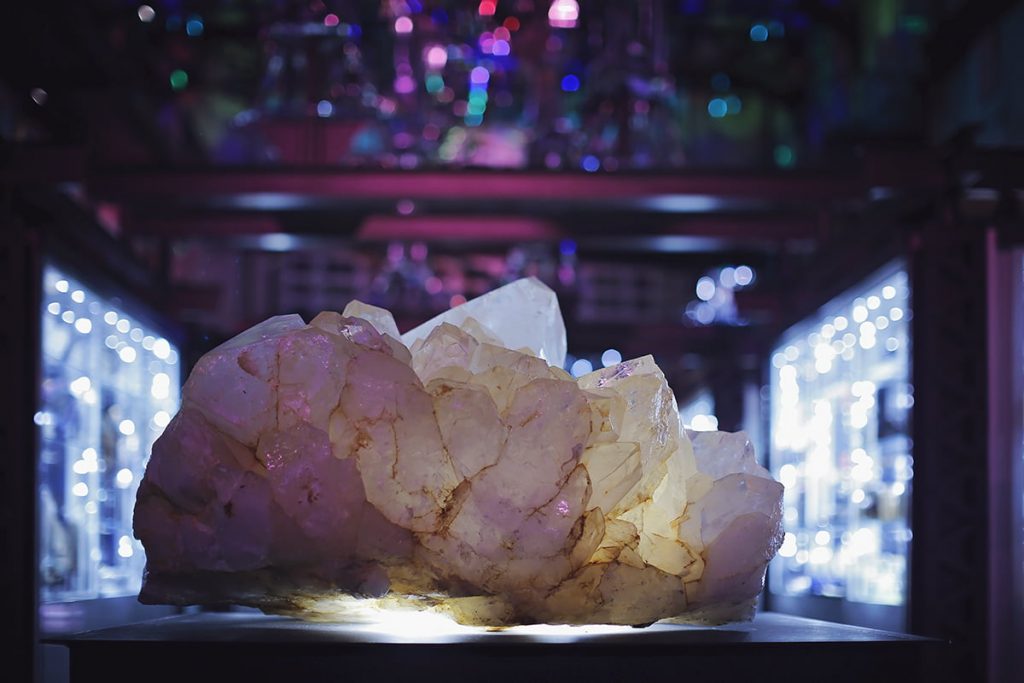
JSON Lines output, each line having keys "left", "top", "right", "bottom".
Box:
{"left": 401, "top": 277, "right": 567, "bottom": 369}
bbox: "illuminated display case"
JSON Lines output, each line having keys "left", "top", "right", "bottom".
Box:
{"left": 767, "top": 263, "right": 912, "bottom": 626}
{"left": 36, "top": 263, "right": 181, "bottom": 606}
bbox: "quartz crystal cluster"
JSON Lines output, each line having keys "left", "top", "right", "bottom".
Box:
{"left": 134, "top": 278, "right": 783, "bottom": 626}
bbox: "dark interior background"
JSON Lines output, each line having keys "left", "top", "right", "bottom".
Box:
{"left": 2, "top": 2, "right": 1023, "bottom": 682}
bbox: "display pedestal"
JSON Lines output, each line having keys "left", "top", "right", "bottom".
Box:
{"left": 50, "top": 610, "right": 942, "bottom": 683}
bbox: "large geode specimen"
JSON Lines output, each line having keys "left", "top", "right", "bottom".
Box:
{"left": 134, "top": 278, "right": 783, "bottom": 626}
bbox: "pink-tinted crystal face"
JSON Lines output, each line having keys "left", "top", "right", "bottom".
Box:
{"left": 135, "top": 278, "right": 783, "bottom": 626}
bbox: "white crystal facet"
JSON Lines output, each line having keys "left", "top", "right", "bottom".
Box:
{"left": 401, "top": 277, "right": 567, "bottom": 369}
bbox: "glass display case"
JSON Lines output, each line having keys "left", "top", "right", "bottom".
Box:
{"left": 768, "top": 263, "right": 912, "bottom": 612}
{"left": 36, "top": 263, "right": 181, "bottom": 605}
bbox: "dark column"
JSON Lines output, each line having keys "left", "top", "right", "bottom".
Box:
{"left": 909, "top": 220, "right": 989, "bottom": 682}
{"left": 0, "top": 190, "right": 42, "bottom": 682}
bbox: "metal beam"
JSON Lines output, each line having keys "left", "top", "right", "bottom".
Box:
{"left": 127, "top": 212, "right": 819, "bottom": 249}
{"left": 86, "top": 169, "right": 864, "bottom": 207}
{"left": 358, "top": 215, "right": 562, "bottom": 242}
{"left": 125, "top": 215, "right": 284, "bottom": 238}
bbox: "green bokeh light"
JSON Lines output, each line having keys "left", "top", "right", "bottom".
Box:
{"left": 774, "top": 144, "right": 795, "bottom": 168}
{"left": 169, "top": 69, "right": 189, "bottom": 90}
{"left": 425, "top": 74, "right": 444, "bottom": 93}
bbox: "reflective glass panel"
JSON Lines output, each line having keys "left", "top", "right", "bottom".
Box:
{"left": 768, "top": 263, "right": 912, "bottom": 605}
{"left": 37, "top": 264, "right": 181, "bottom": 601}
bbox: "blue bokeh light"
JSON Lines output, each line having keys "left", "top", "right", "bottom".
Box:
{"left": 707, "top": 98, "right": 728, "bottom": 118}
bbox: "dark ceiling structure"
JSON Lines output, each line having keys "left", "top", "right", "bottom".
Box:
{"left": 2, "top": 1, "right": 1023, "bottom": 400}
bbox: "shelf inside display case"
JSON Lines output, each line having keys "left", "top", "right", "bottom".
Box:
{"left": 51, "top": 611, "right": 941, "bottom": 683}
